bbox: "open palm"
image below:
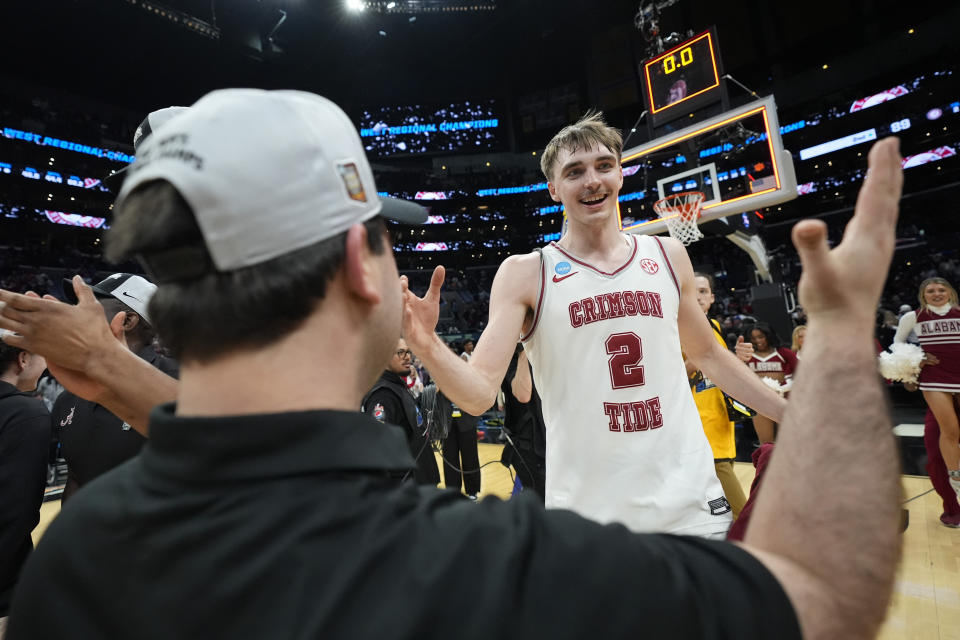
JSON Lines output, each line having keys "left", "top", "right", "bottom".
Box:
{"left": 793, "top": 138, "right": 902, "bottom": 324}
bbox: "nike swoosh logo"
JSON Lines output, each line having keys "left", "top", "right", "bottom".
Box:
{"left": 121, "top": 291, "right": 143, "bottom": 302}
{"left": 552, "top": 272, "right": 578, "bottom": 283}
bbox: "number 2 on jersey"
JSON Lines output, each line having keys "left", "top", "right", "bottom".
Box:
{"left": 605, "top": 332, "right": 645, "bottom": 389}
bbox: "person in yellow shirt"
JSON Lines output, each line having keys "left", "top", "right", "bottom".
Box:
{"left": 685, "top": 273, "right": 751, "bottom": 518}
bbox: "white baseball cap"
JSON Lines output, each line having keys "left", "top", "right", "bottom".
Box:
{"left": 105, "top": 106, "right": 190, "bottom": 190}
{"left": 63, "top": 273, "right": 157, "bottom": 324}
{"left": 114, "top": 89, "right": 426, "bottom": 275}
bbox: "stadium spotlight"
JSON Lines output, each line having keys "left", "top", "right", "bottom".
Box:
{"left": 346, "top": 0, "right": 365, "bottom": 12}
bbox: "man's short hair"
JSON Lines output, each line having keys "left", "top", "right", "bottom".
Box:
{"left": 104, "top": 180, "right": 387, "bottom": 362}
{"left": 0, "top": 342, "right": 25, "bottom": 373}
{"left": 694, "top": 272, "right": 716, "bottom": 292}
{"left": 540, "top": 110, "right": 623, "bottom": 182}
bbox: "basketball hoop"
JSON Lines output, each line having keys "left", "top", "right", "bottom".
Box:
{"left": 653, "top": 191, "right": 704, "bottom": 245}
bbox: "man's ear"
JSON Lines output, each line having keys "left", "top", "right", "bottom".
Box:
{"left": 17, "top": 351, "right": 29, "bottom": 372}
{"left": 547, "top": 181, "right": 560, "bottom": 203}
{"left": 344, "top": 223, "right": 383, "bottom": 305}
{"left": 124, "top": 312, "right": 140, "bottom": 332}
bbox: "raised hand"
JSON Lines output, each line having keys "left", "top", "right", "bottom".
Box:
{"left": 734, "top": 335, "right": 754, "bottom": 362}
{"left": 0, "top": 275, "right": 127, "bottom": 402}
{"left": 792, "top": 138, "right": 902, "bottom": 327}
{"left": 400, "top": 265, "right": 445, "bottom": 352}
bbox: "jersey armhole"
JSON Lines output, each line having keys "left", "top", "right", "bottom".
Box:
{"left": 520, "top": 250, "right": 546, "bottom": 343}
{"left": 652, "top": 236, "right": 681, "bottom": 297}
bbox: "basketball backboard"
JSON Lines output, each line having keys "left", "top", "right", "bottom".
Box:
{"left": 618, "top": 95, "right": 798, "bottom": 236}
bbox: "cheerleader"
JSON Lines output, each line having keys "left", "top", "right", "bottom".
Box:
{"left": 744, "top": 323, "right": 798, "bottom": 443}
{"left": 894, "top": 277, "right": 960, "bottom": 506}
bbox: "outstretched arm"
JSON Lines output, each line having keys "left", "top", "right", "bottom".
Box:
{"left": 892, "top": 310, "right": 917, "bottom": 344}
{"left": 669, "top": 241, "right": 786, "bottom": 421}
{"left": 401, "top": 256, "right": 537, "bottom": 415}
{"left": 742, "top": 137, "right": 903, "bottom": 640}
{"left": 0, "top": 276, "right": 177, "bottom": 435}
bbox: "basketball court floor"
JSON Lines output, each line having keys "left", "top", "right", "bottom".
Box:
{"left": 32, "top": 441, "right": 959, "bottom": 639}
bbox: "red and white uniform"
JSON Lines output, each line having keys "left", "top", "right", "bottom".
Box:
{"left": 746, "top": 348, "right": 798, "bottom": 381}
{"left": 523, "top": 234, "right": 731, "bottom": 537}
{"left": 908, "top": 307, "right": 960, "bottom": 392}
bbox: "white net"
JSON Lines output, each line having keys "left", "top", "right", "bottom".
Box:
{"left": 653, "top": 191, "right": 705, "bottom": 245}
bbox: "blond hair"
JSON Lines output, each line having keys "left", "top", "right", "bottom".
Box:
{"left": 540, "top": 110, "right": 622, "bottom": 182}
{"left": 917, "top": 277, "right": 959, "bottom": 310}
{"left": 791, "top": 325, "right": 806, "bottom": 352}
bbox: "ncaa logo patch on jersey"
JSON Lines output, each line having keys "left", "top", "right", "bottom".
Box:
{"left": 372, "top": 403, "right": 386, "bottom": 422}
{"left": 555, "top": 261, "right": 572, "bottom": 276}
{"left": 708, "top": 496, "right": 732, "bottom": 516}
{"left": 639, "top": 258, "right": 659, "bottom": 275}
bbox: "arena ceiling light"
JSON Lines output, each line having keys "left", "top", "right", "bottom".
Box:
{"left": 122, "top": 0, "right": 220, "bottom": 40}
{"left": 345, "top": 0, "right": 366, "bottom": 12}
{"left": 359, "top": 1, "right": 496, "bottom": 13}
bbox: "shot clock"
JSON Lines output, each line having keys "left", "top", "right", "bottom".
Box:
{"left": 642, "top": 28, "right": 724, "bottom": 127}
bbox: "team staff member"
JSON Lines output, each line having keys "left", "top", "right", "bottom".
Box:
{"left": 1, "top": 92, "right": 904, "bottom": 640}
{"left": 0, "top": 343, "right": 48, "bottom": 625}
{"left": 52, "top": 273, "right": 178, "bottom": 502}
{"left": 362, "top": 339, "right": 439, "bottom": 485}
{"left": 685, "top": 273, "right": 749, "bottom": 518}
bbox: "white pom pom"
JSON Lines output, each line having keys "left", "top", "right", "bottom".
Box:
{"left": 878, "top": 343, "right": 924, "bottom": 383}
{"left": 760, "top": 376, "right": 787, "bottom": 397}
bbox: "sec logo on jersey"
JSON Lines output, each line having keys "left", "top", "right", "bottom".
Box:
{"left": 639, "top": 258, "right": 659, "bottom": 274}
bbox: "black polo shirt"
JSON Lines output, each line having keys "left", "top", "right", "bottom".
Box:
{"left": 53, "top": 345, "right": 178, "bottom": 501}
{"left": 0, "top": 381, "right": 50, "bottom": 617}
{"left": 9, "top": 406, "right": 800, "bottom": 639}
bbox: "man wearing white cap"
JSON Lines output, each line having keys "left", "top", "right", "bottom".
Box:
{"left": 52, "top": 273, "right": 177, "bottom": 502}
{"left": 103, "top": 106, "right": 189, "bottom": 192}
{"left": 1, "top": 89, "right": 905, "bottom": 640}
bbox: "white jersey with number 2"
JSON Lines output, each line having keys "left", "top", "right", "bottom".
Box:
{"left": 523, "top": 233, "right": 731, "bottom": 537}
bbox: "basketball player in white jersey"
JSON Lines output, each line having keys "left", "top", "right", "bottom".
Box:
{"left": 402, "top": 112, "right": 786, "bottom": 537}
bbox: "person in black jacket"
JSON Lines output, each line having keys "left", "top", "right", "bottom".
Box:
{"left": 53, "top": 273, "right": 178, "bottom": 502}
{"left": 0, "top": 343, "right": 49, "bottom": 623}
{"left": 362, "top": 338, "right": 439, "bottom": 485}
{"left": 499, "top": 344, "right": 546, "bottom": 502}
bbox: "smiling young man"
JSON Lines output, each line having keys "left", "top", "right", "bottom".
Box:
{"left": 403, "top": 111, "right": 786, "bottom": 536}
